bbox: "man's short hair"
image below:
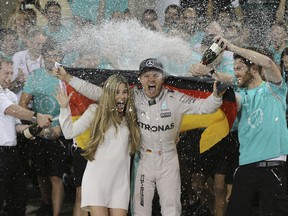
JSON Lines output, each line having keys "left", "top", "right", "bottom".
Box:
{"left": 143, "top": 9, "right": 157, "bottom": 19}
{"left": 233, "top": 46, "right": 273, "bottom": 74}
{"left": 165, "top": 4, "right": 181, "bottom": 15}
{"left": 44, "top": 1, "right": 61, "bottom": 14}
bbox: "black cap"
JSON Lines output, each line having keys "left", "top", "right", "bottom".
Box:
{"left": 139, "top": 58, "right": 163, "bottom": 75}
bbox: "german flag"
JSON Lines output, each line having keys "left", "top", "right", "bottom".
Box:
{"left": 64, "top": 68, "right": 237, "bottom": 153}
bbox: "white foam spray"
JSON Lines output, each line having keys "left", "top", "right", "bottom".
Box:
{"left": 63, "top": 19, "right": 194, "bottom": 75}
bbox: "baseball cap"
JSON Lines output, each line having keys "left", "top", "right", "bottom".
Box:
{"left": 139, "top": 58, "right": 164, "bottom": 75}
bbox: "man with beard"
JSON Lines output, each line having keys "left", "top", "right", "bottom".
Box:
{"left": 192, "top": 35, "right": 288, "bottom": 216}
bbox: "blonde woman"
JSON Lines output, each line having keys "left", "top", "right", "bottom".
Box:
{"left": 55, "top": 74, "right": 140, "bottom": 216}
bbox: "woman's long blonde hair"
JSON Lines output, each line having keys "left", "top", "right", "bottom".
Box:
{"left": 82, "top": 74, "right": 141, "bottom": 161}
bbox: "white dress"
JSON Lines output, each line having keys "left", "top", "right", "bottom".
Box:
{"left": 59, "top": 104, "right": 131, "bottom": 210}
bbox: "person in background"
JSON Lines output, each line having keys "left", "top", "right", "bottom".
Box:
{"left": 163, "top": 4, "right": 182, "bottom": 35}
{"left": 7, "top": 9, "right": 37, "bottom": 51}
{"left": 141, "top": 9, "right": 162, "bottom": 32}
{"left": 267, "top": 23, "right": 288, "bottom": 66}
{"left": 0, "top": 54, "right": 51, "bottom": 216}
{"left": 19, "top": 39, "right": 69, "bottom": 216}
{"left": 54, "top": 74, "right": 140, "bottom": 216}
{"left": 11, "top": 27, "right": 46, "bottom": 96}
{"left": 179, "top": 7, "right": 204, "bottom": 48}
{"left": 0, "top": 29, "right": 19, "bottom": 58}
{"left": 42, "top": 1, "right": 73, "bottom": 44}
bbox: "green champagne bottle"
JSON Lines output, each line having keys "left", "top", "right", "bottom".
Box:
{"left": 23, "top": 123, "right": 43, "bottom": 140}
{"left": 201, "top": 42, "right": 223, "bottom": 65}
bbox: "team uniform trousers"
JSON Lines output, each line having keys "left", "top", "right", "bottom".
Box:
{"left": 30, "top": 136, "right": 68, "bottom": 178}
{"left": 226, "top": 163, "right": 288, "bottom": 216}
{"left": 133, "top": 148, "right": 181, "bottom": 216}
{"left": 0, "top": 146, "right": 27, "bottom": 216}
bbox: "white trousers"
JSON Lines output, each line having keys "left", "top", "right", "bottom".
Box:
{"left": 132, "top": 149, "right": 181, "bottom": 216}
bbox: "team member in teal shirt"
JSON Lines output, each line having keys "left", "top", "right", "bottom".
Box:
{"left": 42, "top": 1, "right": 74, "bottom": 43}
{"left": 207, "top": 36, "right": 288, "bottom": 216}
{"left": 19, "top": 39, "right": 69, "bottom": 216}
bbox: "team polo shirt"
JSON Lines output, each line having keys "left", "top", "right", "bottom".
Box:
{"left": 269, "top": 41, "right": 288, "bottom": 65}
{"left": 12, "top": 50, "right": 44, "bottom": 81}
{"left": 237, "top": 81, "right": 288, "bottom": 165}
{"left": 43, "top": 23, "right": 74, "bottom": 43}
{"left": 23, "top": 68, "right": 60, "bottom": 127}
{"left": 0, "top": 86, "right": 21, "bottom": 146}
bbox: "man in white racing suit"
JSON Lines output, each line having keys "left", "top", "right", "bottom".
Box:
{"left": 54, "top": 58, "right": 224, "bottom": 216}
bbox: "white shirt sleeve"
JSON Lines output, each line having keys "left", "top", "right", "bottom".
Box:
{"left": 59, "top": 104, "right": 97, "bottom": 139}
{"left": 69, "top": 76, "right": 103, "bottom": 101}
{"left": 177, "top": 91, "right": 223, "bottom": 115}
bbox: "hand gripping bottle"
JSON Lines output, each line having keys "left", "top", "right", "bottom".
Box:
{"left": 201, "top": 40, "right": 230, "bottom": 95}
{"left": 201, "top": 41, "right": 223, "bottom": 65}
{"left": 23, "top": 123, "right": 43, "bottom": 140}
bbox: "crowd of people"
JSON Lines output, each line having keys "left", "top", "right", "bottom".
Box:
{"left": 0, "top": 0, "right": 288, "bottom": 216}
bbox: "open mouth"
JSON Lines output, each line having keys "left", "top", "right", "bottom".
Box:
{"left": 116, "top": 101, "right": 125, "bottom": 112}
{"left": 148, "top": 84, "right": 156, "bottom": 94}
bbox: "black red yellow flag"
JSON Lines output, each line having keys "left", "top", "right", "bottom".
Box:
{"left": 65, "top": 68, "right": 237, "bottom": 153}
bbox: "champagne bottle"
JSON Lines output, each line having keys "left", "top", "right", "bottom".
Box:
{"left": 23, "top": 123, "right": 43, "bottom": 140}
{"left": 201, "top": 41, "right": 223, "bottom": 65}
{"left": 201, "top": 42, "right": 230, "bottom": 95}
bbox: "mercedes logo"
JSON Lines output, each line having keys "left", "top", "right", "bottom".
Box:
{"left": 146, "top": 60, "right": 155, "bottom": 67}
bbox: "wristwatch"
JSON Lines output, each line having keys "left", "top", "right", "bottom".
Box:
{"left": 31, "top": 112, "right": 37, "bottom": 123}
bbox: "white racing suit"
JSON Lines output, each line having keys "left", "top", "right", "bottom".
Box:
{"left": 68, "top": 77, "right": 222, "bottom": 216}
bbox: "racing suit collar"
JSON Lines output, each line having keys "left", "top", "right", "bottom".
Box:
{"left": 143, "top": 87, "right": 165, "bottom": 106}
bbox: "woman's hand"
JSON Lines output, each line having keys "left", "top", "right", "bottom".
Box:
{"left": 53, "top": 85, "right": 72, "bottom": 108}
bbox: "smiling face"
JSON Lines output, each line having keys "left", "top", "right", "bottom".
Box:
{"left": 234, "top": 58, "right": 254, "bottom": 87}
{"left": 115, "top": 83, "right": 128, "bottom": 114}
{"left": 0, "top": 61, "right": 13, "bottom": 89}
{"left": 139, "top": 70, "right": 164, "bottom": 99}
